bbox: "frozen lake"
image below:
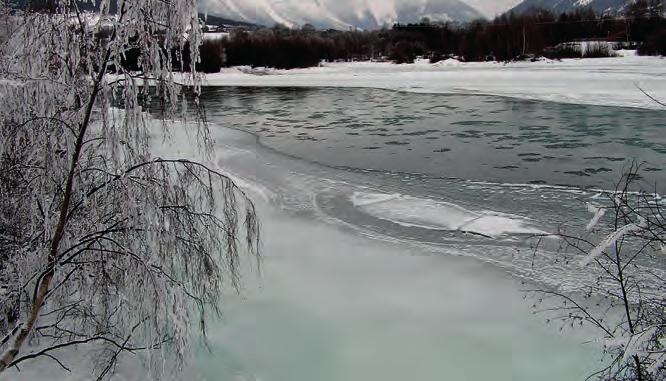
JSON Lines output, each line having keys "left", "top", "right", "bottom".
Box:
{"left": 168, "top": 88, "right": 666, "bottom": 381}
{"left": 20, "top": 86, "right": 656, "bottom": 381}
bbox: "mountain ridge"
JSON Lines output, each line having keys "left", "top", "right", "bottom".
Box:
{"left": 508, "top": 0, "right": 628, "bottom": 15}
{"left": 12, "top": 0, "right": 495, "bottom": 30}
{"left": 202, "top": 0, "right": 486, "bottom": 30}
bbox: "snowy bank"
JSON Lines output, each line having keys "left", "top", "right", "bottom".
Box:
{"left": 201, "top": 56, "right": 666, "bottom": 110}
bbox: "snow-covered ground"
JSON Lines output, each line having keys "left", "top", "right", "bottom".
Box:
{"left": 203, "top": 55, "right": 666, "bottom": 110}
{"left": 203, "top": 32, "right": 230, "bottom": 40}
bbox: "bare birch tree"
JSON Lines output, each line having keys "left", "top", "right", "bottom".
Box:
{"left": 0, "top": 0, "right": 259, "bottom": 378}
{"left": 527, "top": 164, "right": 664, "bottom": 381}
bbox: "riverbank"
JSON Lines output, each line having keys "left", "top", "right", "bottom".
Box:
{"left": 201, "top": 55, "right": 666, "bottom": 110}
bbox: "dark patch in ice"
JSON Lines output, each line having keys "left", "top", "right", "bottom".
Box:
{"left": 385, "top": 141, "right": 410, "bottom": 146}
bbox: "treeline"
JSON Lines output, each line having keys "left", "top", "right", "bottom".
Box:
{"left": 191, "top": 2, "right": 666, "bottom": 71}
{"left": 112, "top": 2, "right": 666, "bottom": 72}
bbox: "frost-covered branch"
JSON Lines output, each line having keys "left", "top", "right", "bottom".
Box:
{"left": 527, "top": 165, "right": 665, "bottom": 381}
{"left": 0, "top": 0, "right": 259, "bottom": 378}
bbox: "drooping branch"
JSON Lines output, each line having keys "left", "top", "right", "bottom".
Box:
{"left": 0, "top": 1, "right": 258, "bottom": 378}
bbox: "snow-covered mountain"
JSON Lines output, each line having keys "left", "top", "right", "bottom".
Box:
{"left": 509, "top": 0, "right": 628, "bottom": 15}
{"left": 201, "top": 0, "right": 485, "bottom": 29}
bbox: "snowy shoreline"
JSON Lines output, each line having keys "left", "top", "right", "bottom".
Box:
{"left": 201, "top": 55, "right": 666, "bottom": 110}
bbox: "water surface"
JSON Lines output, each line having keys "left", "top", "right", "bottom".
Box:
{"left": 202, "top": 87, "right": 666, "bottom": 191}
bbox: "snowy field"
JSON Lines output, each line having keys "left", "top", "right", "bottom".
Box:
{"left": 203, "top": 55, "right": 666, "bottom": 110}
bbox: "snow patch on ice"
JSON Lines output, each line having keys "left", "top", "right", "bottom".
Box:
{"left": 351, "top": 192, "right": 402, "bottom": 207}
{"left": 352, "top": 192, "right": 548, "bottom": 238}
{"left": 460, "top": 215, "right": 546, "bottom": 238}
